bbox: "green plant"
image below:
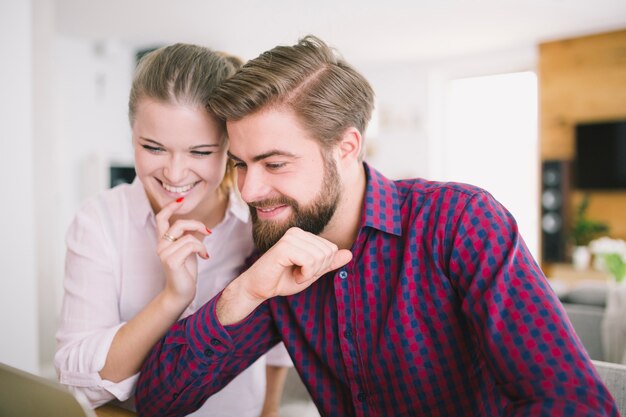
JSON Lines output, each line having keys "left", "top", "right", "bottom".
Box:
{"left": 590, "top": 237, "right": 626, "bottom": 282}
{"left": 604, "top": 253, "right": 626, "bottom": 282}
{"left": 569, "top": 195, "right": 609, "bottom": 246}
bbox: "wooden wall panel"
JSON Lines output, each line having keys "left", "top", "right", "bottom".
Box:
{"left": 539, "top": 29, "right": 626, "bottom": 252}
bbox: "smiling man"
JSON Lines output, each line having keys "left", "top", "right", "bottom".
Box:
{"left": 136, "top": 36, "right": 619, "bottom": 417}
{"left": 227, "top": 108, "right": 346, "bottom": 254}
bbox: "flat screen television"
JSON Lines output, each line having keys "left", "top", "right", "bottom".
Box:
{"left": 574, "top": 120, "right": 626, "bottom": 190}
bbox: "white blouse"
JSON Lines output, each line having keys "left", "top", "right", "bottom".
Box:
{"left": 55, "top": 179, "right": 291, "bottom": 417}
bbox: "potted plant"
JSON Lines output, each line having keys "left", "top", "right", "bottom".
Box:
{"left": 590, "top": 236, "right": 626, "bottom": 363}
{"left": 569, "top": 195, "right": 609, "bottom": 269}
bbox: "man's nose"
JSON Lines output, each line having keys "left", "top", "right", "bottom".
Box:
{"left": 238, "top": 167, "right": 272, "bottom": 204}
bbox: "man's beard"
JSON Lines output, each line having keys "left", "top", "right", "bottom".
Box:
{"left": 249, "top": 157, "right": 341, "bottom": 253}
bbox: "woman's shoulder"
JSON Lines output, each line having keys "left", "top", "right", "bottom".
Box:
{"left": 77, "top": 182, "right": 129, "bottom": 208}
{"left": 73, "top": 182, "right": 142, "bottom": 223}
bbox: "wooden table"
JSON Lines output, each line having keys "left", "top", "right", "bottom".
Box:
{"left": 94, "top": 404, "right": 136, "bottom": 417}
{"left": 545, "top": 262, "right": 610, "bottom": 296}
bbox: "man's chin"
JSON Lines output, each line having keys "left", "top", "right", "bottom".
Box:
{"left": 252, "top": 221, "right": 291, "bottom": 254}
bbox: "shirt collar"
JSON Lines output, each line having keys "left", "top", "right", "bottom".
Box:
{"left": 361, "top": 162, "right": 402, "bottom": 236}
{"left": 127, "top": 178, "right": 250, "bottom": 226}
{"left": 128, "top": 177, "right": 155, "bottom": 226}
{"left": 226, "top": 188, "right": 251, "bottom": 223}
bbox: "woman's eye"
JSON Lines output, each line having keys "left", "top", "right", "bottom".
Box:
{"left": 142, "top": 145, "right": 164, "bottom": 153}
{"left": 191, "top": 150, "right": 213, "bottom": 157}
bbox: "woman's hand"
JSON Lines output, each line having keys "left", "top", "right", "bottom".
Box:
{"left": 155, "top": 198, "right": 211, "bottom": 310}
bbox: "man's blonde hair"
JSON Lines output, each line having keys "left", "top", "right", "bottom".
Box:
{"left": 208, "top": 36, "right": 374, "bottom": 160}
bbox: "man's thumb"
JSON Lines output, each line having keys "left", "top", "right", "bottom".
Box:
{"left": 330, "top": 249, "right": 352, "bottom": 271}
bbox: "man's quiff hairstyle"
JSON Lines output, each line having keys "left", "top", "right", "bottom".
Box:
{"left": 208, "top": 35, "right": 375, "bottom": 160}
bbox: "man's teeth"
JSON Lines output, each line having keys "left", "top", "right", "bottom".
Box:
{"left": 162, "top": 182, "right": 194, "bottom": 193}
{"left": 258, "top": 206, "right": 280, "bottom": 212}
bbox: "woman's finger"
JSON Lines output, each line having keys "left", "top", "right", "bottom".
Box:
{"left": 165, "top": 219, "right": 212, "bottom": 241}
{"left": 155, "top": 197, "right": 186, "bottom": 238}
{"left": 158, "top": 234, "right": 209, "bottom": 260}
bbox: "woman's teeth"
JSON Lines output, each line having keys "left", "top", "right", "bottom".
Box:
{"left": 162, "top": 182, "right": 195, "bottom": 194}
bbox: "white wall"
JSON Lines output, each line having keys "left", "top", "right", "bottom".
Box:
{"left": 426, "top": 47, "right": 540, "bottom": 259}
{"left": 56, "top": 36, "right": 134, "bottom": 207}
{"left": 0, "top": 1, "right": 39, "bottom": 373}
{"left": 361, "top": 48, "right": 540, "bottom": 259}
{"left": 32, "top": 37, "right": 134, "bottom": 375}
{"left": 360, "top": 63, "right": 430, "bottom": 180}
{"left": 0, "top": 4, "right": 135, "bottom": 373}
{"left": 442, "top": 72, "right": 539, "bottom": 258}
{"left": 33, "top": 0, "right": 64, "bottom": 377}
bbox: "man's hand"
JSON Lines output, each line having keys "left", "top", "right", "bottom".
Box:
{"left": 217, "top": 227, "right": 352, "bottom": 325}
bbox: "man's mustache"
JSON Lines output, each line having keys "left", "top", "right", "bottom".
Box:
{"left": 248, "top": 196, "right": 299, "bottom": 211}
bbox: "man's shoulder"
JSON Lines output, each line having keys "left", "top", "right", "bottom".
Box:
{"left": 395, "top": 177, "right": 487, "bottom": 205}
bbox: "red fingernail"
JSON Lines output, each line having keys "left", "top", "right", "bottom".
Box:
{"left": 206, "top": 227, "right": 212, "bottom": 234}
{"left": 176, "top": 197, "right": 184, "bottom": 203}
{"left": 203, "top": 252, "right": 210, "bottom": 259}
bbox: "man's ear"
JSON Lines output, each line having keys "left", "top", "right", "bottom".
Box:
{"left": 337, "top": 127, "right": 362, "bottom": 163}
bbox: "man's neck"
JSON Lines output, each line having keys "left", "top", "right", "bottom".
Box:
{"left": 320, "top": 163, "right": 367, "bottom": 250}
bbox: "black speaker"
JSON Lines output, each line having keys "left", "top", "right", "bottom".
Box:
{"left": 541, "top": 160, "right": 571, "bottom": 262}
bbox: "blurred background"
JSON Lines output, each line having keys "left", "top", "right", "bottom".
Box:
{"left": 1, "top": 0, "right": 626, "bottom": 377}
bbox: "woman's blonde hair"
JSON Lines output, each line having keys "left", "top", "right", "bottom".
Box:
{"left": 129, "top": 43, "right": 243, "bottom": 192}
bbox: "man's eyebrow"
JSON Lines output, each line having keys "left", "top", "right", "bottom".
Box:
{"left": 227, "top": 151, "right": 243, "bottom": 162}
{"left": 227, "top": 150, "right": 298, "bottom": 162}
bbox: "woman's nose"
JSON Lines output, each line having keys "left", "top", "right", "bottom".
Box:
{"left": 163, "top": 156, "right": 187, "bottom": 184}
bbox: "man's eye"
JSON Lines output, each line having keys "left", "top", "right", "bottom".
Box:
{"left": 142, "top": 145, "right": 164, "bottom": 153}
{"left": 233, "top": 162, "right": 247, "bottom": 170}
{"left": 266, "top": 162, "right": 286, "bottom": 170}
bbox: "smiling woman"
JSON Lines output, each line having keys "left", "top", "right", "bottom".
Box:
{"left": 53, "top": 43, "right": 293, "bottom": 417}
{"left": 131, "top": 98, "right": 229, "bottom": 227}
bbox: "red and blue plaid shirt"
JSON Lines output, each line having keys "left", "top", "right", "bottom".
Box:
{"left": 136, "top": 163, "right": 618, "bottom": 416}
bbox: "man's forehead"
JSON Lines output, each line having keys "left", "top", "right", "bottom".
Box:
{"left": 227, "top": 148, "right": 299, "bottom": 163}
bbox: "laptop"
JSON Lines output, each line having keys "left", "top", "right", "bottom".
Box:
{"left": 0, "top": 362, "right": 96, "bottom": 417}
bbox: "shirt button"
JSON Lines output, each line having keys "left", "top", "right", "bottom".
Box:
{"left": 344, "top": 329, "right": 352, "bottom": 339}
{"left": 357, "top": 392, "right": 367, "bottom": 402}
{"left": 204, "top": 348, "right": 214, "bottom": 357}
{"left": 210, "top": 339, "right": 221, "bottom": 346}
{"left": 339, "top": 270, "right": 348, "bottom": 279}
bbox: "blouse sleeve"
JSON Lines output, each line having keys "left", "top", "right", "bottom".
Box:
{"left": 54, "top": 198, "right": 137, "bottom": 408}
